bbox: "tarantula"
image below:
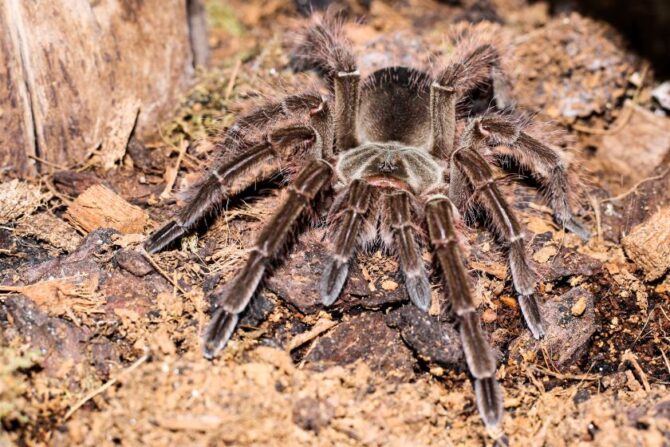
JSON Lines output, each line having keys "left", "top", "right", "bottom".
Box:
{"left": 145, "top": 15, "right": 589, "bottom": 430}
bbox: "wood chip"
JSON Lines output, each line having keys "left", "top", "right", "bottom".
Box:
{"left": 482, "top": 308, "right": 497, "bottom": 323}
{"left": 16, "top": 212, "right": 81, "bottom": 252}
{"left": 0, "top": 275, "right": 102, "bottom": 317}
{"left": 470, "top": 260, "right": 508, "bottom": 280}
{"left": 500, "top": 296, "right": 518, "bottom": 309}
{"left": 65, "top": 184, "right": 148, "bottom": 234}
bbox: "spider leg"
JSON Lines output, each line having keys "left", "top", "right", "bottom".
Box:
{"left": 145, "top": 95, "right": 333, "bottom": 253}
{"left": 425, "top": 196, "right": 502, "bottom": 429}
{"left": 442, "top": 24, "right": 515, "bottom": 111}
{"left": 203, "top": 159, "right": 333, "bottom": 358}
{"left": 438, "top": 43, "right": 504, "bottom": 102}
{"left": 224, "top": 93, "right": 329, "bottom": 152}
{"left": 292, "top": 11, "right": 357, "bottom": 90}
{"left": 474, "top": 116, "right": 590, "bottom": 239}
{"left": 292, "top": 12, "right": 359, "bottom": 152}
{"left": 431, "top": 34, "right": 512, "bottom": 160}
{"left": 431, "top": 44, "right": 500, "bottom": 159}
{"left": 320, "top": 179, "right": 373, "bottom": 305}
{"left": 452, "top": 140, "right": 544, "bottom": 339}
{"left": 384, "top": 191, "right": 432, "bottom": 311}
{"left": 145, "top": 140, "right": 279, "bottom": 253}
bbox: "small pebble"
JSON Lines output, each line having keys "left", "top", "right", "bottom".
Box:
{"left": 500, "top": 296, "right": 518, "bottom": 309}
{"left": 429, "top": 366, "right": 445, "bottom": 376}
{"left": 571, "top": 296, "right": 587, "bottom": 316}
{"left": 381, "top": 279, "right": 398, "bottom": 291}
{"left": 482, "top": 308, "right": 497, "bottom": 323}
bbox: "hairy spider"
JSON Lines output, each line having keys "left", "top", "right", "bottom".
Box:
{"left": 145, "top": 14, "right": 589, "bottom": 431}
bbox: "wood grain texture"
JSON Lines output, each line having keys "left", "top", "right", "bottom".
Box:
{"left": 0, "top": 0, "right": 195, "bottom": 176}
{"left": 65, "top": 184, "right": 148, "bottom": 234}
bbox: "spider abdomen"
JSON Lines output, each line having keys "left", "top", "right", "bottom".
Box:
{"left": 335, "top": 142, "right": 443, "bottom": 194}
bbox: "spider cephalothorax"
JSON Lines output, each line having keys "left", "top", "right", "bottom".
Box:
{"left": 145, "top": 14, "right": 589, "bottom": 432}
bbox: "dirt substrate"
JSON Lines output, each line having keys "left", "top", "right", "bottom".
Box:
{"left": 2, "top": 0, "right": 670, "bottom": 446}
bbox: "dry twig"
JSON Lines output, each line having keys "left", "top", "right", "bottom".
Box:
{"left": 600, "top": 169, "right": 670, "bottom": 204}
{"left": 140, "top": 248, "right": 188, "bottom": 296}
{"left": 160, "top": 140, "right": 188, "bottom": 200}
{"left": 225, "top": 59, "right": 242, "bottom": 100}
{"left": 63, "top": 350, "right": 150, "bottom": 420}
{"left": 622, "top": 350, "right": 652, "bottom": 393}
{"left": 286, "top": 317, "right": 337, "bottom": 352}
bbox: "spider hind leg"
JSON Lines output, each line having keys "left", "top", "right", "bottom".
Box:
{"left": 452, "top": 142, "right": 545, "bottom": 339}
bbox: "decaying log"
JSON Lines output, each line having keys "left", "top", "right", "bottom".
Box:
{"left": 65, "top": 184, "right": 148, "bottom": 234}
{"left": 0, "top": 0, "right": 199, "bottom": 176}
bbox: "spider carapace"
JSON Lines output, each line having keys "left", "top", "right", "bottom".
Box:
{"left": 145, "top": 14, "right": 590, "bottom": 432}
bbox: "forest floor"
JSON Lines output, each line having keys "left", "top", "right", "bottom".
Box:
{"left": 2, "top": 0, "right": 670, "bottom": 446}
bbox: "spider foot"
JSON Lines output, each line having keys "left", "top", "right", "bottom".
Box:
{"left": 474, "top": 377, "right": 504, "bottom": 429}
{"left": 518, "top": 295, "right": 545, "bottom": 339}
{"left": 320, "top": 258, "right": 349, "bottom": 306}
{"left": 145, "top": 220, "right": 186, "bottom": 254}
{"left": 561, "top": 216, "right": 591, "bottom": 241}
{"left": 202, "top": 305, "right": 239, "bottom": 360}
{"left": 405, "top": 274, "right": 432, "bottom": 312}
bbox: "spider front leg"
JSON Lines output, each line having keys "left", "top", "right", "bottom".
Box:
{"left": 203, "top": 159, "right": 333, "bottom": 358}
{"left": 145, "top": 94, "right": 332, "bottom": 253}
{"left": 474, "top": 116, "right": 590, "bottom": 239}
{"left": 425, "top": 197, "right": 502, "bottom": 429}
{"left": 292, "top": 11, "right": 360, "bottom": 153}
{"left": 383, "top": 191, "right": 431, "bottom": 311}
{"left": 452, "top": 143, "right": 544, "bottom": 339}
{"left": 320, "top": 179, "right": 374, "bottom": 305}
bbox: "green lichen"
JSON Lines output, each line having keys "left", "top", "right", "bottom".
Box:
{"left": 205, "top": 0, "right": 246, "bottom": 37}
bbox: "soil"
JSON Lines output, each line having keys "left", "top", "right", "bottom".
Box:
{"left": 2, "top": 0, "right": 670, "bottom": 446}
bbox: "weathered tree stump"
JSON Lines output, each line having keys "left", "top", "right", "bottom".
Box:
{"left": 0, "top": 0, "right": 207, "bottom": 176}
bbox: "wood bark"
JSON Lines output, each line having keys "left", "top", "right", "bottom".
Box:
{"left": 0, "top": 0, "right": 198, "bottom": 176}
